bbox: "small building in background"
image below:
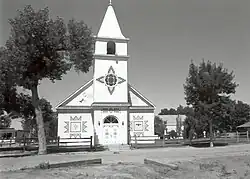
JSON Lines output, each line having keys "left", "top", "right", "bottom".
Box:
{"left": 237, "top": 121, "right": 250, "bottom": 132}
{"left": 0, "top": 118, "right": 28, "bottom": 140}
{"left": 158, "top": 115, "right": 186, "bottom": 138}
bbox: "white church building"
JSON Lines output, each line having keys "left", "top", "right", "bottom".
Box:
{"left": 56, "top": 2, "right": 157, "bottom": 146}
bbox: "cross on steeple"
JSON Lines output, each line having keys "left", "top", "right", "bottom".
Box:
{"left": 109, "top": 0, "right": 112, "bottom": 5}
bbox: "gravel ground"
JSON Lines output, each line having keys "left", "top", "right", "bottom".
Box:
{"left": 1, "top": 155, "right": 250, "bottom": 179}
{"left": 1, "top": 144, "right": 250, "bottom": 178}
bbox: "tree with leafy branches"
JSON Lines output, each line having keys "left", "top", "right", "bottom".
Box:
{"left": 20, "top": 95, "right": 57, "bottom": 138}
{"left": 184, "top": 60, "right": 238, "bottom": 147}
{"left": 0, "top": 48, "right": 56, "bottom": 136}
{"left": 0, "top": 111, "right": 12, "bottom": 129}
{"left": 176, "top": 115, "right": 182, "bottom": 137}
{"left": 231, "top": 100, "right": 250, "bottom": 131}
{"left": 159, "top": 108, "right": 177, "bottom": 115}
{"left": 3, "top": 5, "right": 94, "bottom": 154}
{"left": 0, "top": 47, "right": 29, "bottom": 129}
{"left": 214, "top": 100, "right": 250, "bottom": 132}
{"left": 154, "top": 116, "right": 166, "bottom": 138}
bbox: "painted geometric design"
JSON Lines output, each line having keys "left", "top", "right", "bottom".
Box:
{"left": 70, "top": 122, "right": 81, "bottom": 132}
{"left": 79, "top": 92, "right": 88, "bottom": 103}
{"left": 144, "top": 120, "right": 149, "bottom": 131}
{"left": 70, "top": 116, "right": 82, "bottom": 121}
{"left": 129, "top": 121, "right": 133, "bottom": 131}
{"left": 133, "top": 115, "right": 143, "bottom": 120}
{"left": 82, "top": 121, "right": 87, "bottom": 132}
{"left": 134, "top": 121, "right": 143, "bottom": 131}
{"left": 117, "top": 77, "right": 126, "bottom": 84}
{"left": 64, "top": 121, "right": 69, "bottom": 133}
{"left": 134, "top": 132, "right": 144, "bottom": 137}
{"left": 96, "top": 66, "right": 126, "bottom": 95}
{"left": 70, "top": 133, "right": 81, "bottom": 138}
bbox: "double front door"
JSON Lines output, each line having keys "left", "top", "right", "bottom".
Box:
{"left": 102, "top": 115, "right": 120, "bottom": 145}
{"left": 103, "top": 125, "right": 119, "bottom": 145}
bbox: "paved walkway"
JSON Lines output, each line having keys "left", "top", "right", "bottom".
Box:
{"left": 1, "top": 144, "right": 250, "bottom": 172}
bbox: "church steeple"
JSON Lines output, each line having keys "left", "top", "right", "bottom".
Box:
{"left": 97, "top": 1, "right": 125, "bottom": 39}
{"left": 93, "top": 1, "right": 129, "bottom": 103}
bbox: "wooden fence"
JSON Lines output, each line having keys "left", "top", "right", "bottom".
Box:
{"left": 0, "top": 136, "right": 93, "bottom": 151}
{"left": 215, "top": 131, "right": 249, "bottom": 143}
{"left": 131, "top": 131, "right": 250, "bottom": 149}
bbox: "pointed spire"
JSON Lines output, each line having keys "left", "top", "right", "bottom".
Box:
{"left": 97, "top": 1, "right": 125, "bottom": 39}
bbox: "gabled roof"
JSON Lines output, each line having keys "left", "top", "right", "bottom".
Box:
{"left": 55, "top": 80, "right": 93, "bottom": 108}
{"left": 237, "top": 121, "right": 250, "bottom": 128}
{"left": 97, "top": 3, "right": 125, "bottom": 39}
{"left": 55, "top": 80, "right": 155, "bottom": 109}
{"left": 128, "top": 84, "right": 155, "bottom": 108}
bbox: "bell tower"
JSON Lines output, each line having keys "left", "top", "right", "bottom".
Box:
{"left": 93, "top": 2, "right": 130, "bottom": 104}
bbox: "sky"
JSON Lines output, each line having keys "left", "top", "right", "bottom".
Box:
{"left": 0, "top": 0, "right": 250, "bottom": 114}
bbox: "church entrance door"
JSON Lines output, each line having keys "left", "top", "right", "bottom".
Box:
{"left": 103, "top": 116, "right": 119, "bottom": 145}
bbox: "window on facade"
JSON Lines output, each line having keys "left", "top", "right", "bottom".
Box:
{"left": 104, "top": 115, "right": 118, "bottom": 123}
{"left": 107, "top": 41, "right": 116, "bottom": 55}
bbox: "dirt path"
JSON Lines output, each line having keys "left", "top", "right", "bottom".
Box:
{"left": 1, "top": 155, "right": 250, "bottom": 179}
{"left": 0, "top": 144, "right": 250, "bottom": 172}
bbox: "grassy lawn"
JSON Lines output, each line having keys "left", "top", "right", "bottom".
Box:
{"left": 1, "top": 155, "right": 250, "bottom": 179}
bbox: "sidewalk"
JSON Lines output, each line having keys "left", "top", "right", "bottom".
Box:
{"left": 1, "top": 144, "right": 250, "bottom": 172}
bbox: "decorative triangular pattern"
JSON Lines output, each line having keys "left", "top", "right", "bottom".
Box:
{"left": 82, "top": 121, "right": 87, "bottom": 132}
{"left": 96, "top": 76, "right": 105, "bottom": 84}
{"left": 134, "top": 132, "right": 144, "bottom": 137}
{"left": 144, "top": 120, "right": 149, "bottom": 131}
{"left": 64, "top": 121, "right": 69, "bottom": 133}
{"left": 108, "top": 66, "right": 115, "bottom": 74}
{"left": 108, "top": 87, "right": 115, "bottom": 95}
{"left": 96, "top": 66, "right": 126, "bottom": 95}
{"left": 133, "top": 115, "right": 143, "bottom": 120}
{"left": 118, "top": 77, "right": 126, "bottom": 84}
{"left": 70, "top": 116, "right": 82, "bottom": 121}
{"left": 129, "top": 121, "right": 133, "bottom": 131}
{"left": 70, "top": 133, "right": 81, "bottom": 138}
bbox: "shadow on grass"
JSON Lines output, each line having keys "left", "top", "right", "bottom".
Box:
{"left": 190, "top": 142, "right": 228, "bottom": 148}
{"left": 0, "top": 145, "right": 106, "bottom": 158}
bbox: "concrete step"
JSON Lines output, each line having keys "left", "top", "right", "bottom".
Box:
{"left": 119, "top": 144, "right": 131, "bottom": 151}
{"left": 107, "top": 144, "right": 131, "bottom": 152}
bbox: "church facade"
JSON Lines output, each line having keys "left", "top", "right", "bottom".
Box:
{"left": 56, "top": 3, "right": 157, "bottom": 146}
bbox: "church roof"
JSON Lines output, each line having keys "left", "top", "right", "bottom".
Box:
{"left": 56, "top": 3, "right": 155, "bottom": 111}
{"left": 237, "top": 121, "right": 250, "bottom": 128}
{"left": 97, "top": 2, "right": 126, "bottom": 39}
{"left": 55, "top": 80, "right": 155, "bottom": 109}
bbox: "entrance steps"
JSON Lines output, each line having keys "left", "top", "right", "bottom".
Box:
{"left": 107, "top": 144, "right": 131, "bottom": 152}
{"left": 118, "top": 144, "right": 131, "bottom": 151}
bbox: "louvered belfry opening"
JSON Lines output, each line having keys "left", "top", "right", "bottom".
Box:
{"left": 107, "top": 41, "right": 116, "bottom": 55}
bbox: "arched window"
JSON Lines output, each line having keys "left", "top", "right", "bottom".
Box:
{"left": 104, "top": 115, "right": 118, "bottom": 123}
{"left": 107, "top": 41, "right": 116, "bottom": 55}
